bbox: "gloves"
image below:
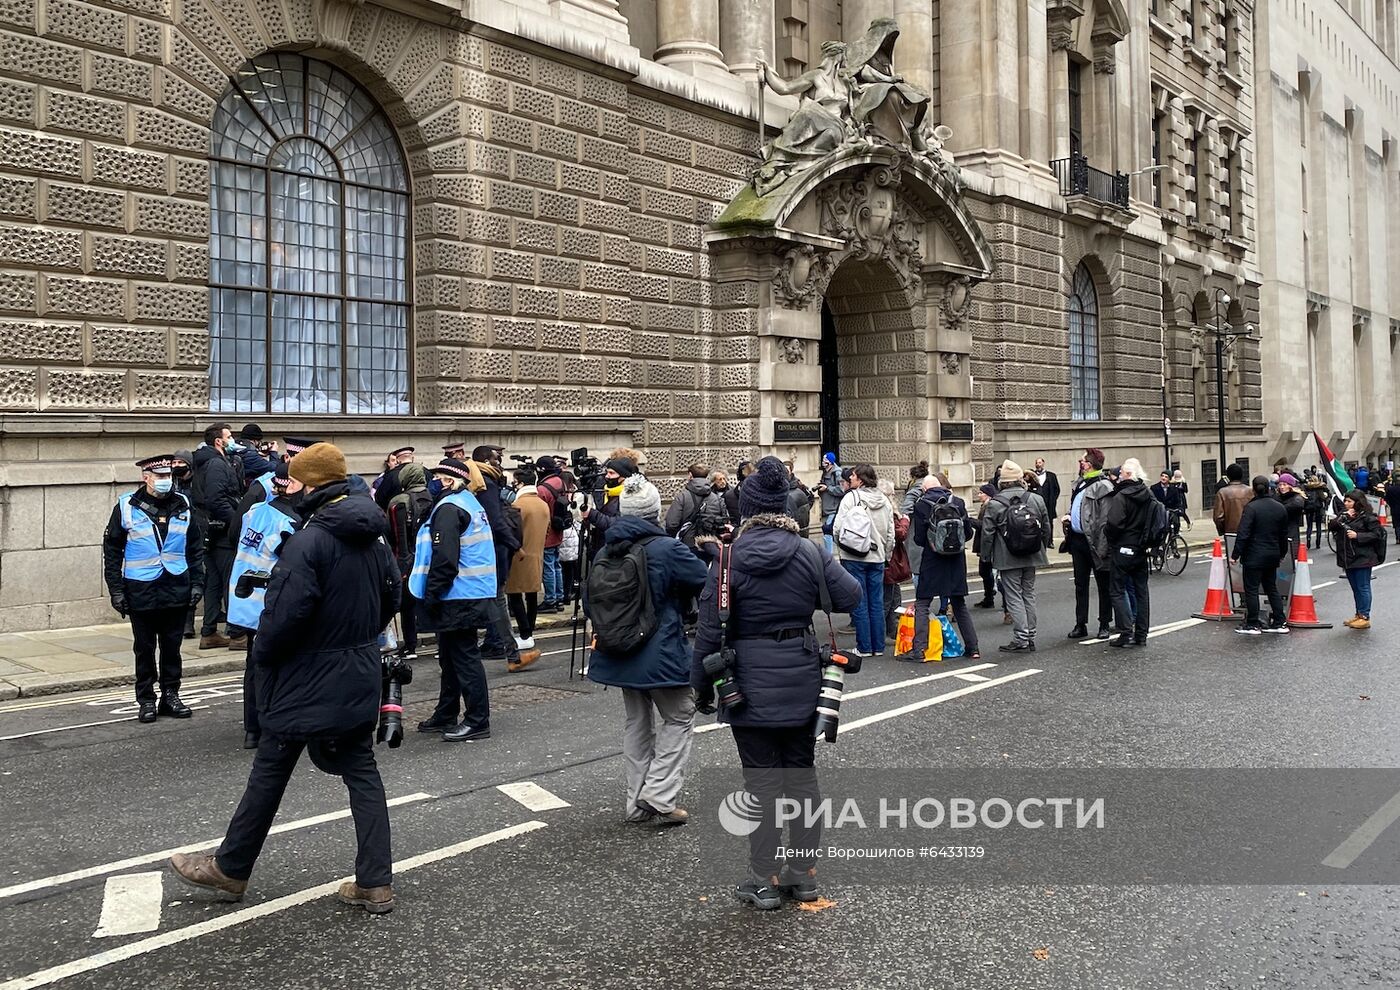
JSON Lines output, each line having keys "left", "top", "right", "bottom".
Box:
{"left": 110, "top": 594, "right": 127, "bottom": 618}
{"left": 695, "top": 684, "right": 716, "bottom": 716}
{"left": 190, "top": 589, "right": 203, "bottom": 608}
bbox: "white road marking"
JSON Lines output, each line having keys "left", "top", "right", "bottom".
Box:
{"left": 0, "top": 821, "right": 548, "bottom": 990}
{"left": 0, "top": 793, "right": 434, "bottom": 901}
{"left": 954, "top": 673, "right": 991, "bottom": 682}
{"left": 838, "top": 669, "right": 1042, "bottom": 734}
{"left": 1322, "top": 789, "right": 1400, "bottom": 870}
{"left": 91, "top": 873, "right": 163, "bottom": 939}
{"left": 0, "top": 707, "right": 212, "bottom": 741}
{"left": 692, "top": 664, "right": 1000, "bottom": 734}
{"left": 1081, "top": 618, "right": 1201, "bottom": 645}
{"left": 0, "top": 676, "right": 244, "bottom": 714}
{"left": 496, "top": 781, "right": 571, "bottom": 812}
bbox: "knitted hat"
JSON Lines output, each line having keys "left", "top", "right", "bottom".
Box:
{"left": 240, "top": 423, "right": 263, "bottom": 441}
{"left": 979, "top": 483, "right": 998, "bottom": 499}
{"left": 289, "top": 442, "right": 347, "bottom": 488}
{"left": 1084, "top": 448, "right": 1106, "bottom": 469}
{"left": 618, "top": 474, "right": 661, "bottom": 523}
{"left": 535, "top": 455, "right": 561, "bottom": 478}
{"left": 606, "top": 458, "right": 638, "bottom": 479}
{"left": 739, "top": 455, "right": 792, "bottom": 518}
{"left": 1278, "top": 472, "right": 1298, "bottom": 488}
{"left": 823, "top": 452, "right": 837, "bottom": 465}
{"left": 998, "top": 459, "right": 1024, "bottom": 486}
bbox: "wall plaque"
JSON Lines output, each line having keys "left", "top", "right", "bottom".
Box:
{"left": 939, "top": 421, "right": 974, "bottom": 442}
{"left": 774, "top": 420, "right": 823, "bottom": 443}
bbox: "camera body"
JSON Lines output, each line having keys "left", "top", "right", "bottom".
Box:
{"left": 570, "top": 446, "right": 603, "bottom": 494}
{"left": 700, "top": 646, "right": 744, "bottom": 710}
{"left": 377, "top": 653, "right": 414, "bottom": 748}
{"left": 813, "top": 645, "right": 859, "bottom": 744}
{"left": 233, "top": 569, "right": 272, "bottom": 599}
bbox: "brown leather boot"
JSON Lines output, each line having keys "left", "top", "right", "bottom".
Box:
{"left": 507, "top": 649, "right": 541, "bottom": 673}
{"left": 338, "top": 881, "right": 394, "bottom": 914}
{"left": 227, "top": 635, "right": 249, "bottom": 651}
{"left": 169, "top": 852, "right": 246, "bottom": 901}
{"left": 199, "top": 633, "right": 230, "bottom": 650}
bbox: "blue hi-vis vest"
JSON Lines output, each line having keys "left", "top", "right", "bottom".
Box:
{"left": 226, "top": 501, "right": 297, "bottom": 630}
{"left": 408, "top": 490, "right": 496, "bottom": 601}
{"left": 252, "top": 471, "right": 275, "bottom": 503}
{"left": 119, "top": 491, "right": 191, "bottom": 581}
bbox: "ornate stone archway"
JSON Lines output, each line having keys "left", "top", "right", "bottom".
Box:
{"left": 705, "top": 144, "right": 994, "bottom": 485}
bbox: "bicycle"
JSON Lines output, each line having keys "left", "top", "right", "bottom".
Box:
{"left": 1148, "top": 511, "right": 1190, "bottom": 575}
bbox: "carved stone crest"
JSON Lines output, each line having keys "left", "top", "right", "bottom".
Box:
{"left": 771, "top": 243, "right": 837, "bottom": 309}
{"left": 945, "top": 398, "right": 958, "bottom": 417}
{"left": 941, "top": 275, "right": 974, "bottom": 329}
{"left": 779, "top": 337, "right": 807, "bottom": 364}
{"left": 821, "top": 170, "right": 925, "bottom": 292}
{"left": 784, "top": 391, "right": 800, "bottom": 416}
{"left": 940, "top": 352, "right": 962, "bottom": 375}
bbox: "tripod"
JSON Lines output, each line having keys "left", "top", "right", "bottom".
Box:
{"left": 567, "top": 488, "right": 596, "bottom": 679}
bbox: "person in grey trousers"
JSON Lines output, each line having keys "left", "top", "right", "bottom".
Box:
{"left": 980, "top": 459, "right": 1052, "bottom": 653}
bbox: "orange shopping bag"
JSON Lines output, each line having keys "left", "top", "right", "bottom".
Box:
{"left": 895, "top": 607, "right": 915, "bottom": 655}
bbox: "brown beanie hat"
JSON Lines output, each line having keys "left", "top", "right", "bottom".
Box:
{"left": 289, "top": 442, "right": 347, "bottom": 488}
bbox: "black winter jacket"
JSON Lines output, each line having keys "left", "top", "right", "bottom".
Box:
{"left": 192, "top": 445, "right": 242, "bottom": 539}
{"left": 666, "top": 477, "right": 728, "bottom": 545}
{"left": 476, "top": 472, "right": 520, "bottom": 577}
{"left": 911, "top": 487, "right": 973, "bottom": 599}
{"left": 102, "top": 488, "right": 206, "bottom": 612}
{"left": 786, "top": 478, "right": 814, "bottom": 530}
{"left": 1276, "top": 491, "right": 1306, "bottom": 547}
{"left": 691, "top": 515, "right": 862, "bottom": 728}
{"left": 1233, "top": 494, "right": 1289, "bottom": 568}
{"left": 1331, "top": 510, "right": 1386, "bottom": 570}
{"left": 252, "top": 484, "right": 400, "bottom": 739}
{"left": 1105, "top": 479, "right": 1153, "bottom": 552}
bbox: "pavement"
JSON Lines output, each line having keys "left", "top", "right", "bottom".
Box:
{"left": 1, "top": 557, "right": 1398, "bottom": 988}
{"left": 0, "top": 528, "right": 1224, "bottom": 700}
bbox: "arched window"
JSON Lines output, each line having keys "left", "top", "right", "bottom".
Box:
{"left": 209, "top": 53, "right": 410, "bottom": 414}
{"left": 1068, "top": 264, "right": 1101, "bottom": 421}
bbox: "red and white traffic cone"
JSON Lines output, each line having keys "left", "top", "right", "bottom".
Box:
{"left": 1286, "top": 543, "right": 1333, "bottom": 629}
{"left": 1192, "top": 537, "right": 1235, "bottom": 621}
{"left": 1380, "top": 498, "right": 1391, "bottom": 530}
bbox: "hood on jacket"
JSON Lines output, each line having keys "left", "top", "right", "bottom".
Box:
{"left": 849, "top": 487, "right": 889, "bottom": 510}
{"left": 682, "top": 477, "right": 712, "bottom": 499}
{"left": 398, "top": 462, "right": 427, "bottom": 490}
{"left": 731, "top": 513, "right": 804, "bottom": 576}
{"left": 602, "top": 515, "right": 665, "bottom": 544}
{"left": 193, "top": 445, "right": 226, "bottom": 468}
{"left": 1116, "top": 479, "right": 1151, "bottom": 505}
{"left": 920, "top": 486, "right": 955, "bottom": 504}
{"left": 299, "top": 483, "right": 388, "bottom": 546}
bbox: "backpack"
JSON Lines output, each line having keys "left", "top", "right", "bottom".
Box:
{"left": 585, "top": 535, "right": 660, "bottom": 655}
{"left": 1143, "top": 498, "right": 1171, "bottom": 548}
{"left": 927, "top": 496, "right": 967, "bottom": 557}
{"left": 836, "top": 493, "right": 878, "bottom": 556}
{"left": 388, "top": 488, "right": 434, "bottom": 557}
{"left": 997, "top": 493, "right": 1044, "bottom": 557}
{"left": 545, "top": 479, "right": 572, "bottom": 534}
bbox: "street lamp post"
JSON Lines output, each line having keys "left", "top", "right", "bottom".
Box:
{"left": 1215, "top": 291, "right": 1229, "bottom": 480}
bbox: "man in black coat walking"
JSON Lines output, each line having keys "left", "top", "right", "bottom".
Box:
{"left": 1231, "top": 476, "right": 1291, "bottom": 635}
{"left": 1033, "top": 457, "right": 1061, "bottom": 520}
{"left": 1105, "top": 459, "right": 1154, "bottom": 648}
{"left": 171, "top": 443, "right": 402, "bottom": 914}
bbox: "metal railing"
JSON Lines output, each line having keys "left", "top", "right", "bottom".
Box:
{"left": 1051, "top": 153, "right": 1131, "bottom": 209}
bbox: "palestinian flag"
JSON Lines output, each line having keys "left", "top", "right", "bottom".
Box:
{"left": 1313, "top": 431, "right": 1355, "bottom": 498}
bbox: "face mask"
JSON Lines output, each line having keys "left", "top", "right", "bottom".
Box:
{"left": 224, "top": 438, "right": 243, "bottom": 453}
{"left": 173, "top": 467, "right": 191, "bottom": 480}
{"left": 153, "top": 478, "right": 173, "bottom": 495}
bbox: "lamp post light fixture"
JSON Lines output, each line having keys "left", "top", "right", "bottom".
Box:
{"left": 1210, "top": 287, "right": 1255, "bottom": 484}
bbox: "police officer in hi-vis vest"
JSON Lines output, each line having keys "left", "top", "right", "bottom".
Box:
{"left": 227, "top": 462, "right": 303, "bottom": 749}
{"left": 411, "top": 458, "right": 498, "bottom": 743}
{"left": 103, "top": 455, "right": 207, "bottom": 723}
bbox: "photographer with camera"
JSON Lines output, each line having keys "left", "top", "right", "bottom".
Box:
{"left": 171, "top": 442, "right": 403, "bottom": 914}
{"left": 226, "top": 462, "right": 303, "bottom": 748}
{"left": 581, "top": 457, "right": 636, "bottom": 556}
{"left": 691, "top": 456, "right": 862, "bottom": 910}
{"left": 587, "top": 475, "right": 709, "bottom": 825}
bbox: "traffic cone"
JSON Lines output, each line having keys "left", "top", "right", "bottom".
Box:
{"left": 1192, "top": 538, "right": 1236, "bottom": 620}
{"left": 1380, "top": 498, "right": 1391, "bottom": 530}
{"left": 1286, "top": 543, "right": 1333, "bottom": 629}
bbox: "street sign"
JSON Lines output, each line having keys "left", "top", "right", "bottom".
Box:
{"left": 773, "top": 420, "right": 822, "bottom": 442}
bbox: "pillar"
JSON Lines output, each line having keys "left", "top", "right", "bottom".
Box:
{"left": 893, "top": 0, "right": 935, "bottom": 98}
{"left": 655, "top": 0, "right": 726, "bottom": 70}
{"left": 1047, "top": 12, "right": 1075, "bottom": 162}
{"left": 719, "top": 0, "right": 773, "bottom": 75}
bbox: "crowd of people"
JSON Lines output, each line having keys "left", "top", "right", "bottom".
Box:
{"left": 95, "top": 429, "right": 1393, "bottom": 915}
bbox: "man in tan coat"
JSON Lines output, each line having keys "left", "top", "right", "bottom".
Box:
{"left": 505, "top": 469, "right": 549, "bottom": 671}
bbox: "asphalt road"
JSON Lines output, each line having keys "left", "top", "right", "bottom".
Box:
{"left": 3, "top": 554, "right": 1399, "bottom": 990}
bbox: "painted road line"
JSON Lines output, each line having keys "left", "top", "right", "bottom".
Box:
{"left": 693, "top": 664, "right": 999, "bottom": 734}
{"left": 1313, "top": 581, "right": 1336, "bottom": 589}
{"left": 0, "top": 706, "right": 213, "bottom": 742}
{"left": 92, "top": 873, "right": 163, "bottom": 939}
{"left": 954, "top": 673, "right": 991, "bottom": 682}
{"left": 1081, "top": 619, "right": 1201, "bottom": 645}
{"left": 497, "top": 781, "right": 571, "bottom": 812}
{"left": 0, "top": 676, "right": 244, "bottom": 714}
{"left": 0, "top": 793, "right": 435, "bottom": 901}
{"left": 1322, "top": 789, "right": 1400, "bottom": 870}
{"left": 0, "top": 821, "right": 549, "bottom": 990}
{"left": 839, "top": 669, "right": 1042, "bottom": 734}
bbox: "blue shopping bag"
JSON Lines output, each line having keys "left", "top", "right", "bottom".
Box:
{"left": 939, "top": 613, "right": 965, "bottom": 658}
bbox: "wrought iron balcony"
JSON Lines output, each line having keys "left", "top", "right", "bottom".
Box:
{"left": 1051, "top": 153, "right": 1131, "bottom": 210}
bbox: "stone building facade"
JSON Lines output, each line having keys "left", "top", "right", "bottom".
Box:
{"left": 1255, "top": 0, "right": 1400, "bottom": 471}
{"left": 0, "top": 0, "right": 1262, "bottom": 630}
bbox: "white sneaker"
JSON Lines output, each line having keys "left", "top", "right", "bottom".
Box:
{"left": 514, "top": 636, "right": 535, "bottom": 650}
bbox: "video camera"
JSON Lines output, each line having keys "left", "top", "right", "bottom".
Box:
{"left": 233, "top": 569, "right": 271, "bottom": 598}
{"left": 377, "top": 652, "right": 413, "bottom": 748}
{"left": 570, "top": 446, "right": 603, "bottom": 493}
{"left": 508, "top": 453, "right": 531, "bottom": 465}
